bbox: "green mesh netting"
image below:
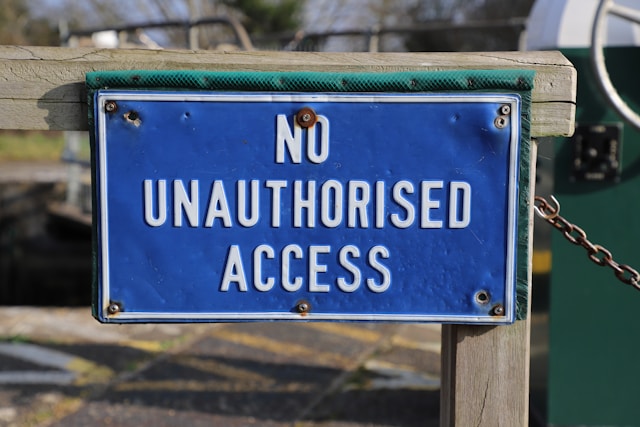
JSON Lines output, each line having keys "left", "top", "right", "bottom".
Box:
{"left": 86, "top": 69, "right": 533, "bottom": 93}
{"left": 87, "top": 69, "right": 534, "bottom": 321}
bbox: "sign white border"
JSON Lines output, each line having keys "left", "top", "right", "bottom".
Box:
{"left": 95, "top": 91, "right": 521, "bottom": 324}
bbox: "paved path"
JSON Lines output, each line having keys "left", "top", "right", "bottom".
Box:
{"left": 0, "top": 307, "right": 441, "bottom": 426}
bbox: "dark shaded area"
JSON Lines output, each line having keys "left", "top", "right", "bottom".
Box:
{"left": 105, "top": 360, "right": 336, "bottom": 419}
{"left": 0, "top": 181, "right": 92, "bottom": 306}
{"left": 555, "top": 48, "right": 640, "bottom": 195}
{"left": 404, "top": 23, "right": 524, "bottom": 52}
{"left": 308, "top": 388, "right": 440, "bottom": 427}
{"left": 405, "top": 0, "right": 535, "bottom": 52}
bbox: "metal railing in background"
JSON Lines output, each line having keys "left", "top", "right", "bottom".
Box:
{"left": 256, "top": 18, "right": 528, "bottom": 52}
{"left": 60, "top": 16, "right": 253, "bottom": 50}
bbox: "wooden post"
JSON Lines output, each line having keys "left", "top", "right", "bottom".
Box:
{"left": 0, "top": 46, "right": 576, "bottom": 425}
{"left": 440, "top": 142, "right": 538, "bottom": 426}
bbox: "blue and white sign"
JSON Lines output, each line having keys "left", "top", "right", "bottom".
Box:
{"left": 93, "top": 91, "right": 521, "bottom": 324}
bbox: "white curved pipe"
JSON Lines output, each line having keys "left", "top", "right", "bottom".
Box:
{"left": 591, "top": 0, "right": 640, "bottom": 131}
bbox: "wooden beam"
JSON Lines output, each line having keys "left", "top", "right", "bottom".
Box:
{"left": 0, "top": 46, "right": 575, "bottom": 135}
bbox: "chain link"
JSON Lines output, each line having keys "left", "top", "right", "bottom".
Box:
{"left": 534, "top": 195, "right": 640, "bottom": 291}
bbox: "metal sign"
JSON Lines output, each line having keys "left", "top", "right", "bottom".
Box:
{"left": 93, "top": 91, "right": 521, "bottom": 324}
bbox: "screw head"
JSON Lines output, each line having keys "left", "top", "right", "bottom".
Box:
{"left": 491, "top": 304, "right": 505, "bottom": 316}
{"left": 107, "top": 302, "right": 121, "bottom": 315}
{"left": 296, "top": 300, "right": 311, "bottom": 314}
{"left": 105, "top": 101, "right": 117, "bottom": 113}
{"left": 500, "top": 104, "right": 511, "bottom": 115}
{"left": 296, "top": 107, "right": 317, "bottom": 128}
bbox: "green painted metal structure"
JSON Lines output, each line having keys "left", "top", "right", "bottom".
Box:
{"left": 549, "top": 47, "right": 640, "bottom": 426}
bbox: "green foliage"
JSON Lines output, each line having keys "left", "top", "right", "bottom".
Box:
{"left": 0, "top": 131, "right": 65, "bottom": 162}
{"left": 221, "top": 0, "right": 301, "bottom": 35}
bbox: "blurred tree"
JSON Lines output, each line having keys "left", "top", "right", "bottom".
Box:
{"left": 219, "top": 0, "right": 300, "bottom": 35}
{"left": 27, "top": 0, "right": 302, "bottom": 50}
{"left": 0, "top": 0, "right": 58, "bottom": 45}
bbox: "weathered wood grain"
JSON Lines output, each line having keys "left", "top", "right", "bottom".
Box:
{"left": 441, "top": 320, "right": 532, "bottom": 426}
{"left": 0, "top": 46, "right": 575, "bottom": 135}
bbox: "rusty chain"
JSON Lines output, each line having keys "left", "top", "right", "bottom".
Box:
{"left": 534, "top": 195, "right": 640, "bottom": 291}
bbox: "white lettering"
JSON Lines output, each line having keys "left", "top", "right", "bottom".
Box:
{"left": 375, "top": 181, "right": 385, "bottom": 229}
{"left": 282, "top": 244, "right": 303, "bottom": 291}
{"left": 217, "top": 244, "right": 392, "bottom": 294}
{"left": 220, "top": 245, "right": 247, "bottom": 291}
{"left": 141, "top": 178, "right": 472, "bottom": 231}
{"left": 204, "top": 180, "right": 232, "bottom": 227}
{"left": 306, "top": 115, "right": 330, "bottom": 163}
{"left": 421, "top": 181, "right": 444, "bottom": 229}
{"left": 265, "top": 180, "right": 287, "bottom": 227}
{"left": 276, "top": 114, "right": 330, "bottom": 164}
{"left": 390, "top": 180, "right": 415, "bottom": 228}
{"left": 253, "top": 244, "right": 275, "bottom": 292}
{"left": 173, "top": 180, "right": 199, "bottom": 227}
{"left": 320, "top": 179, "right": 343, "bottom": 227}
{"left": 309, "top": 245, "right": 331, "bottom": 292}
{"left": 337, "top": 245, "right": 361, "bottom": 292}
{"left": 144, "top": 179, "right": 167, "bottom": 227}
{"left": 237, "top": 180, "right": 260, "bottom": 227}
{"left": 293, "top": 180, "right": 316, "bottom": 228}
{"left": 276, "top": 114, "right": 302, "bottom": 163}
{"left": 348, "top": 181, "right": 370, "bottom": 228}
{"left": 449, "top": 181, "right": 471, "bottom": 228}
{"left": 367, "top": 246, "right": 391, "bottom": 293}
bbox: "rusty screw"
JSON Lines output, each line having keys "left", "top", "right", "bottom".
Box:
{"left": 491, "top": 304, "right": 505, "bottom": 316}
{"left": 296, "top": 301, "right": 310, "bottom": 314}
{"left": 296, "top": 107, "right": 317, "bottom": 128}
{"left": 105, "top": 101, "right": 117, "bottom": 113}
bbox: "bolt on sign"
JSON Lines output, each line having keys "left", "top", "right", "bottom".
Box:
{"left": 88, "top": 71, "right": 527, "bottom": 324}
